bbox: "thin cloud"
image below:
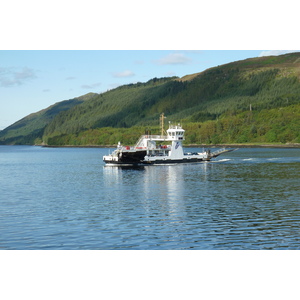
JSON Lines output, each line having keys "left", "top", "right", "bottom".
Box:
{"left": 154, "top": 53, "right": 192, "bottom": 65}
{"left": 259, "top": 50, "right": 300, "bottom": 57}
{"left": 81, "top": 82, "right": 102, "bottom": 89}
{"left": 164, "top": 71, "right": 177, "bottom": 77}
{"left": 0, "top": 67, "right": 37, "bottom": 87}
{"left": 112, "top": 70, "right": 135, "bottom": 78}
{"left": 134, "top": 60, "right": 144, "bottom": 65}
{"left": 66, "top": 76, "right": 76, "bottom": 80}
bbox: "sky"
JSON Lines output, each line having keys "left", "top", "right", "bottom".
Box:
{"left": 1, "top": 49, "right": 299, "bottom": 130}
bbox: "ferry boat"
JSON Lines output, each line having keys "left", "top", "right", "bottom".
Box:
{"left": 103, "top": 114, "right": 235, "bottom": 166}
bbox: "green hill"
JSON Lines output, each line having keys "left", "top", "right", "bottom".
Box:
{"left": 1, "top": 52, "right": 300, "bottom": 146}
{"left": 0, "top": 93, "right": 97, "bottom": 145}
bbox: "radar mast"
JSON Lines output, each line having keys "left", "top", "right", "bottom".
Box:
{"left": 160, "top": 113, "right": 166, "bottom": 136}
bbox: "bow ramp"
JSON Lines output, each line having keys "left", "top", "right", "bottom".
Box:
{"left": 208, "top": 147, "right": 237, "bottom": 159}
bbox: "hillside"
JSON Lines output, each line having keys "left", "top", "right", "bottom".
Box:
{"left": 0, "top": 93, "right": 97, "bottom": 145}
{"left": 1, "top": 52, "right": 300, "bottom": 146}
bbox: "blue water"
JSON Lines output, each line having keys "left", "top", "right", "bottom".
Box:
{"left": 1, "top": 145, "right": 300, "bottom": 249}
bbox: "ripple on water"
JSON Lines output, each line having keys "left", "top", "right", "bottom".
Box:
{"left": 1, "top": 146, "right": 300, "bottom": 249}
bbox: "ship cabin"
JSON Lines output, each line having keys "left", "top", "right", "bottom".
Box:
{"left": 166, "top": 123, "right": 185, "bottom": 141}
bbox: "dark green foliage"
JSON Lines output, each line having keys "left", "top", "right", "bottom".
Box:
{"left": 0, "top": 127, "right": 46, "bottom": 145}
{"left": 42, "top": 103, "right": 300, "bottom": 146}
{"left": 183, "top": 105, "right": 300, "bottom": 145}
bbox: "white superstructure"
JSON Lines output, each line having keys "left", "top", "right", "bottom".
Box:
{"left": 103, "top": 114, "right": 237, "bottom": 166}
{"left": 142, "top": 123, "right": 210, "bottom": 163}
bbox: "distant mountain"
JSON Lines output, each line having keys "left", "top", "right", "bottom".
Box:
{"left": 1, "top": 52, "right": 300, "bottom": 145}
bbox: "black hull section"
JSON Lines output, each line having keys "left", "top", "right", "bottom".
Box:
{"left": 120, "top": 150, "right": 147, "bottom": 163}
{"left": 104, "top": 150, "right": 147, "bottom": 165}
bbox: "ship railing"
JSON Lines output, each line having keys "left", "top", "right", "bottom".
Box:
{"left": 168, "top": 124, "right": 182, "bottom": 129}
{"left": 147, "top": 134, "right": 168, "bottom": 140}
{"left": 135, "top": 134, "right": 168, "bottom": 147}
{"left": 134, "top": 135, "right": 146, "bottom": 148}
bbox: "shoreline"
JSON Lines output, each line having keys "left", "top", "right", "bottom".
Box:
{"left": 39, "top": 143, "right": 300, "bottom": 149}
{"left": 186, "top": 143, "right": 300, "bottom": 148}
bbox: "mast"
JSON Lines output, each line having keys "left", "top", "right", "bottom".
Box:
{"left": 160, "top": 113, "right": 166, "bottom": 136}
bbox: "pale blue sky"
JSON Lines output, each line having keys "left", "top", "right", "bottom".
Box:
{"left": 1, "top": 50, "right": 298, "bottom": 129}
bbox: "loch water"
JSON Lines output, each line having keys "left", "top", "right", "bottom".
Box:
{"left": 1, "top": 145, "right": 300, "bottom": 250}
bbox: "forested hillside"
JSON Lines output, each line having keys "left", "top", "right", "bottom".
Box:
{"left": 1, "top": 52, "right": 300, "bottom": 146}
{"left": 0, "top": 93, "right": 97, "bottom": 144}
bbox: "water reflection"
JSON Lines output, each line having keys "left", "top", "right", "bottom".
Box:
{"left": 102, "top": 163, "right": 212, "bottom": 248}
{"left": 143, "top": 165, "right": 186, "bottom": 220}
{"left": 103, "top": 164, "right": 189, "bottom": 220}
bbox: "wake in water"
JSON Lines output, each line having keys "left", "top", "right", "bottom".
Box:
{"left": 212, "top": 158, "right": 231, "bottom": 163}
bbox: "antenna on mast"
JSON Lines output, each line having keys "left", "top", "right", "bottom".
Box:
{"left": 160, "top": 113, "right": 166, "bottom": 136}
